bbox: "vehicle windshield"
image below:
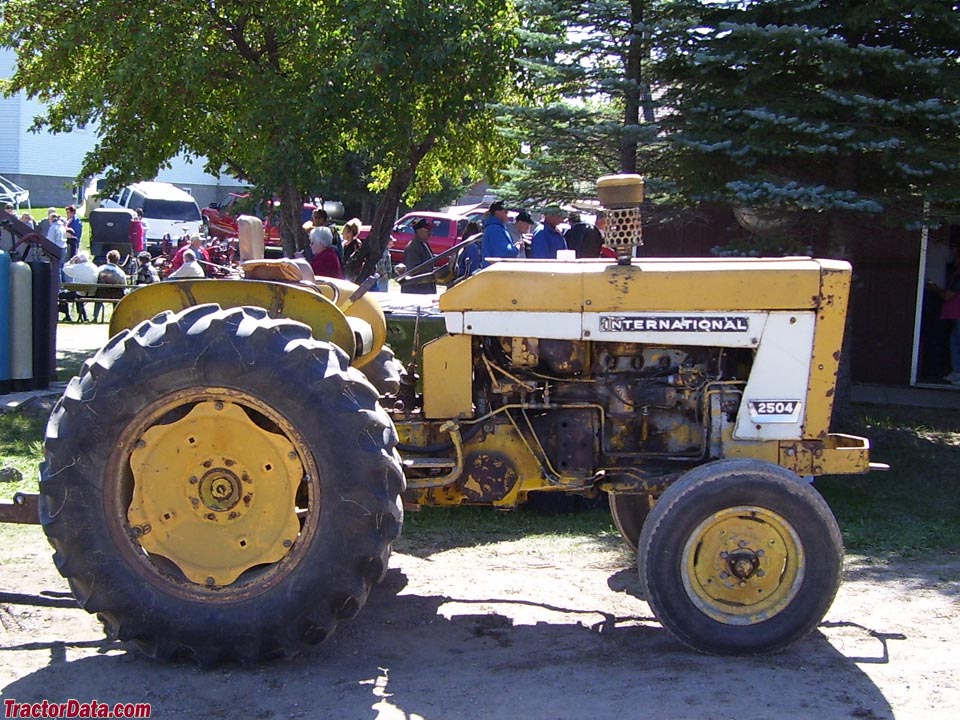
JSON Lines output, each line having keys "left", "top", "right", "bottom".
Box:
{"left": 142, "top": 199, "right": 201, "bottom": 222}
{"left": 395, "top": 217, "right": 451, "bottom": 237}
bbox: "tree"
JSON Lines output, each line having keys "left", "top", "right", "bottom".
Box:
{"left": 345, "top": 0, "right": 518, "bottom": 280}
{"left": 493, "top": 0, "right": 663, "bottom": 207}
{"left": 651, "top": 0, "right": 960, "bottom": 245}
{"left": 0, "top": 0, "right": 517, "bottom": 261}
{"left": 650, "top": 0, "right": 960, "bottom": 415}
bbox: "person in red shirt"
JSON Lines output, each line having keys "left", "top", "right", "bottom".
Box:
{"left": 308, "top": 226, "right": 343, "bottom": 279}
{"left": 128, "top": 209, "right": 145, "bottom": 254}
{"left": 169, "top": 235, "right": 210, "bottom": 272}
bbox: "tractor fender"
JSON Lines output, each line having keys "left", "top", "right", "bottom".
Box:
{"left": 110, "top": 279, "right": 367, "bottom": 363}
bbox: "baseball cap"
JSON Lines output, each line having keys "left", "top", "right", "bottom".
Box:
{"left": 516, "top": 210, "right": 534, "bottom": 225}
{"left": 413, "top": 218, "right": 430, "bottom": 230}
{"left": 488, "top": 200, "right": 506, "bottom": 214}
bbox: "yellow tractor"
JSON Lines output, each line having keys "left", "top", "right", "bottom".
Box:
{"left": 35, "top": 175, "right": 874, "bottom": 662}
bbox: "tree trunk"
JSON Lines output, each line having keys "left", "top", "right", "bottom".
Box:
{"left": 278, "top": 183, "right": 304, "bottom": 258}
{"left": 620, "top": 0, "right": 646, "bottom": 173}
{"left": 356, "top": 136, "right": 437, "bottom": 282}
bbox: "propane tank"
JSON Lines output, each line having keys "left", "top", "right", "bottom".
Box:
{"left": 0, "top": 249, "right": 10, "bottom": 394}
{"left": 9, "top": 260, "right": 33, "bottom": 391}
{"left": 29, "top": 260, "right": 57, "bottom": 389}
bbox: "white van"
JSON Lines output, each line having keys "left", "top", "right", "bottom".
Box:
{"left": 101, "top": 181, "right": 202, "bottom": 247}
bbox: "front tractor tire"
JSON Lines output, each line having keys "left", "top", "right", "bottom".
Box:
{"left": 42, "top": 304, "right": 405, "bottom": 663}
{"left": 637, "top": 459, "right": 842, "bottom": 655}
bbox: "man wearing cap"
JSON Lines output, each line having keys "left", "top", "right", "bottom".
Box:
{"left": 506, "top": 209, "right": 535, "bottom": 257}
{"left": 46, "top": 212, "right": 68, "bottom": 261}
{"left": 481, "top": 200, "right": 519, "bottom": 267}
{"left": 530, "top": 207, "right": 567, "bottom": 259}
{"left": 170, "top": 233, "right": 210, "bottom": 273}
{"left": 401, "top": 218, "right": 436, "bottom": 294}
{"left": 37, "top": 207, "right": 57, "bottom": 241}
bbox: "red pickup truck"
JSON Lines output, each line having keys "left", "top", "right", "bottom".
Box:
{"left": 389, "top": 211, "right": 470, "bottom": 265}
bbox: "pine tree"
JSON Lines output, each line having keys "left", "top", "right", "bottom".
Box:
{"left": 652, "top": 0, "right": 960, "bottom": 229}
{"left": 494, "top": 0, "right": 664, "bottom": 206}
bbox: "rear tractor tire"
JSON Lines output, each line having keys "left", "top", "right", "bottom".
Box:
{"left": 608, "top": 492, "right": 655, "bottom": 553}
{"left": 637, "top": 459, "right": 842, "bottom": 655}
{"left": 42, "top": 304, "right": 405, "bottom": 663}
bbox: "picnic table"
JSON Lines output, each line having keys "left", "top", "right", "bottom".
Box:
{"left": 60, "top": 282, "right": 137, "bottom": 322}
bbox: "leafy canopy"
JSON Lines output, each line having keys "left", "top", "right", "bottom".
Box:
{"left": 0, "top": 0, "right": 518, "bottom": 255}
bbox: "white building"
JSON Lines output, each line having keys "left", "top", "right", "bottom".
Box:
{"left": 0, "top": 48, "right": 244, "bottom": 208}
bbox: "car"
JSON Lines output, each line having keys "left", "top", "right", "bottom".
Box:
{"left": 100, "top": 181, "right": 203, "bottom": 249}
{"left": 203, "top": 193, "right": 281, "bottom": 245}
{"left": 203, "top": 193, "right": 321, "bottom": 249}
{"left": 390, "top": 211, "right": 469, "bottom": 266}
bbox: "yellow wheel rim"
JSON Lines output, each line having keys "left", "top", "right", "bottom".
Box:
{"left": 123, "top": 388, "right": 314, "bottom": 588}
{"left": 681, "top": 506, "right": 805, "bottom": 625}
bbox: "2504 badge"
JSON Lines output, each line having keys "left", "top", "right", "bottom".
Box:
{"left": 748, "top": 400, "right": 802, "bottom": 423}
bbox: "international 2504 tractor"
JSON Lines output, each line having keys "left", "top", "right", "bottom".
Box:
{"left": 10, "top": 174, "right": 877, "bottom": 663}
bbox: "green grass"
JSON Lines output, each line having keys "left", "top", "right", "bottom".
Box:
{"left": 58, "top": 348, "right": 91, "bottom": 380}
{"left": 2, "top": 402, "right": 958, "bottom": 560}
{"left": 400, "top": 502, "right": 621, "bottom": 557}
{"left": 27, "top": 206, "right": 66, "bottom": 223}
{"left": 0, "top": 412, "right": 45, "bottom": 493}
{"left": 816, "top": 406, "right": 960, "bottom": 559}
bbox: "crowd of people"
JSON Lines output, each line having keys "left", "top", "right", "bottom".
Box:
{"left": 9, "top": 196, "right": 608, "bottom": 316}
{"left": 398, "top": 201, "right": 606, "bottom": 293}
{"left": 298, "top": 208, "right": 392, "bottom": 291}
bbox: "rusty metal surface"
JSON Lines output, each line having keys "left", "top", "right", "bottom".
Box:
{"left": 0, "top": 493, "right": 40, "bottom": 524}
{"left": 458, "top": 452, "right": 519, "bottom": 503}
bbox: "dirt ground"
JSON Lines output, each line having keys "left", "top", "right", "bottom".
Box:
{"left": 0, "top": 521, "right": 958, "bottom": 720}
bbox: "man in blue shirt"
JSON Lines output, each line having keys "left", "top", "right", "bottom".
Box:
{"left": 530, "top": 207, "right": 567, "bottom": 259}
{"left": 65, "top": 204, "right": 82, "bottom": 260}
{"left": 481, "top": 200, "right": 519, "bottom": 267}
